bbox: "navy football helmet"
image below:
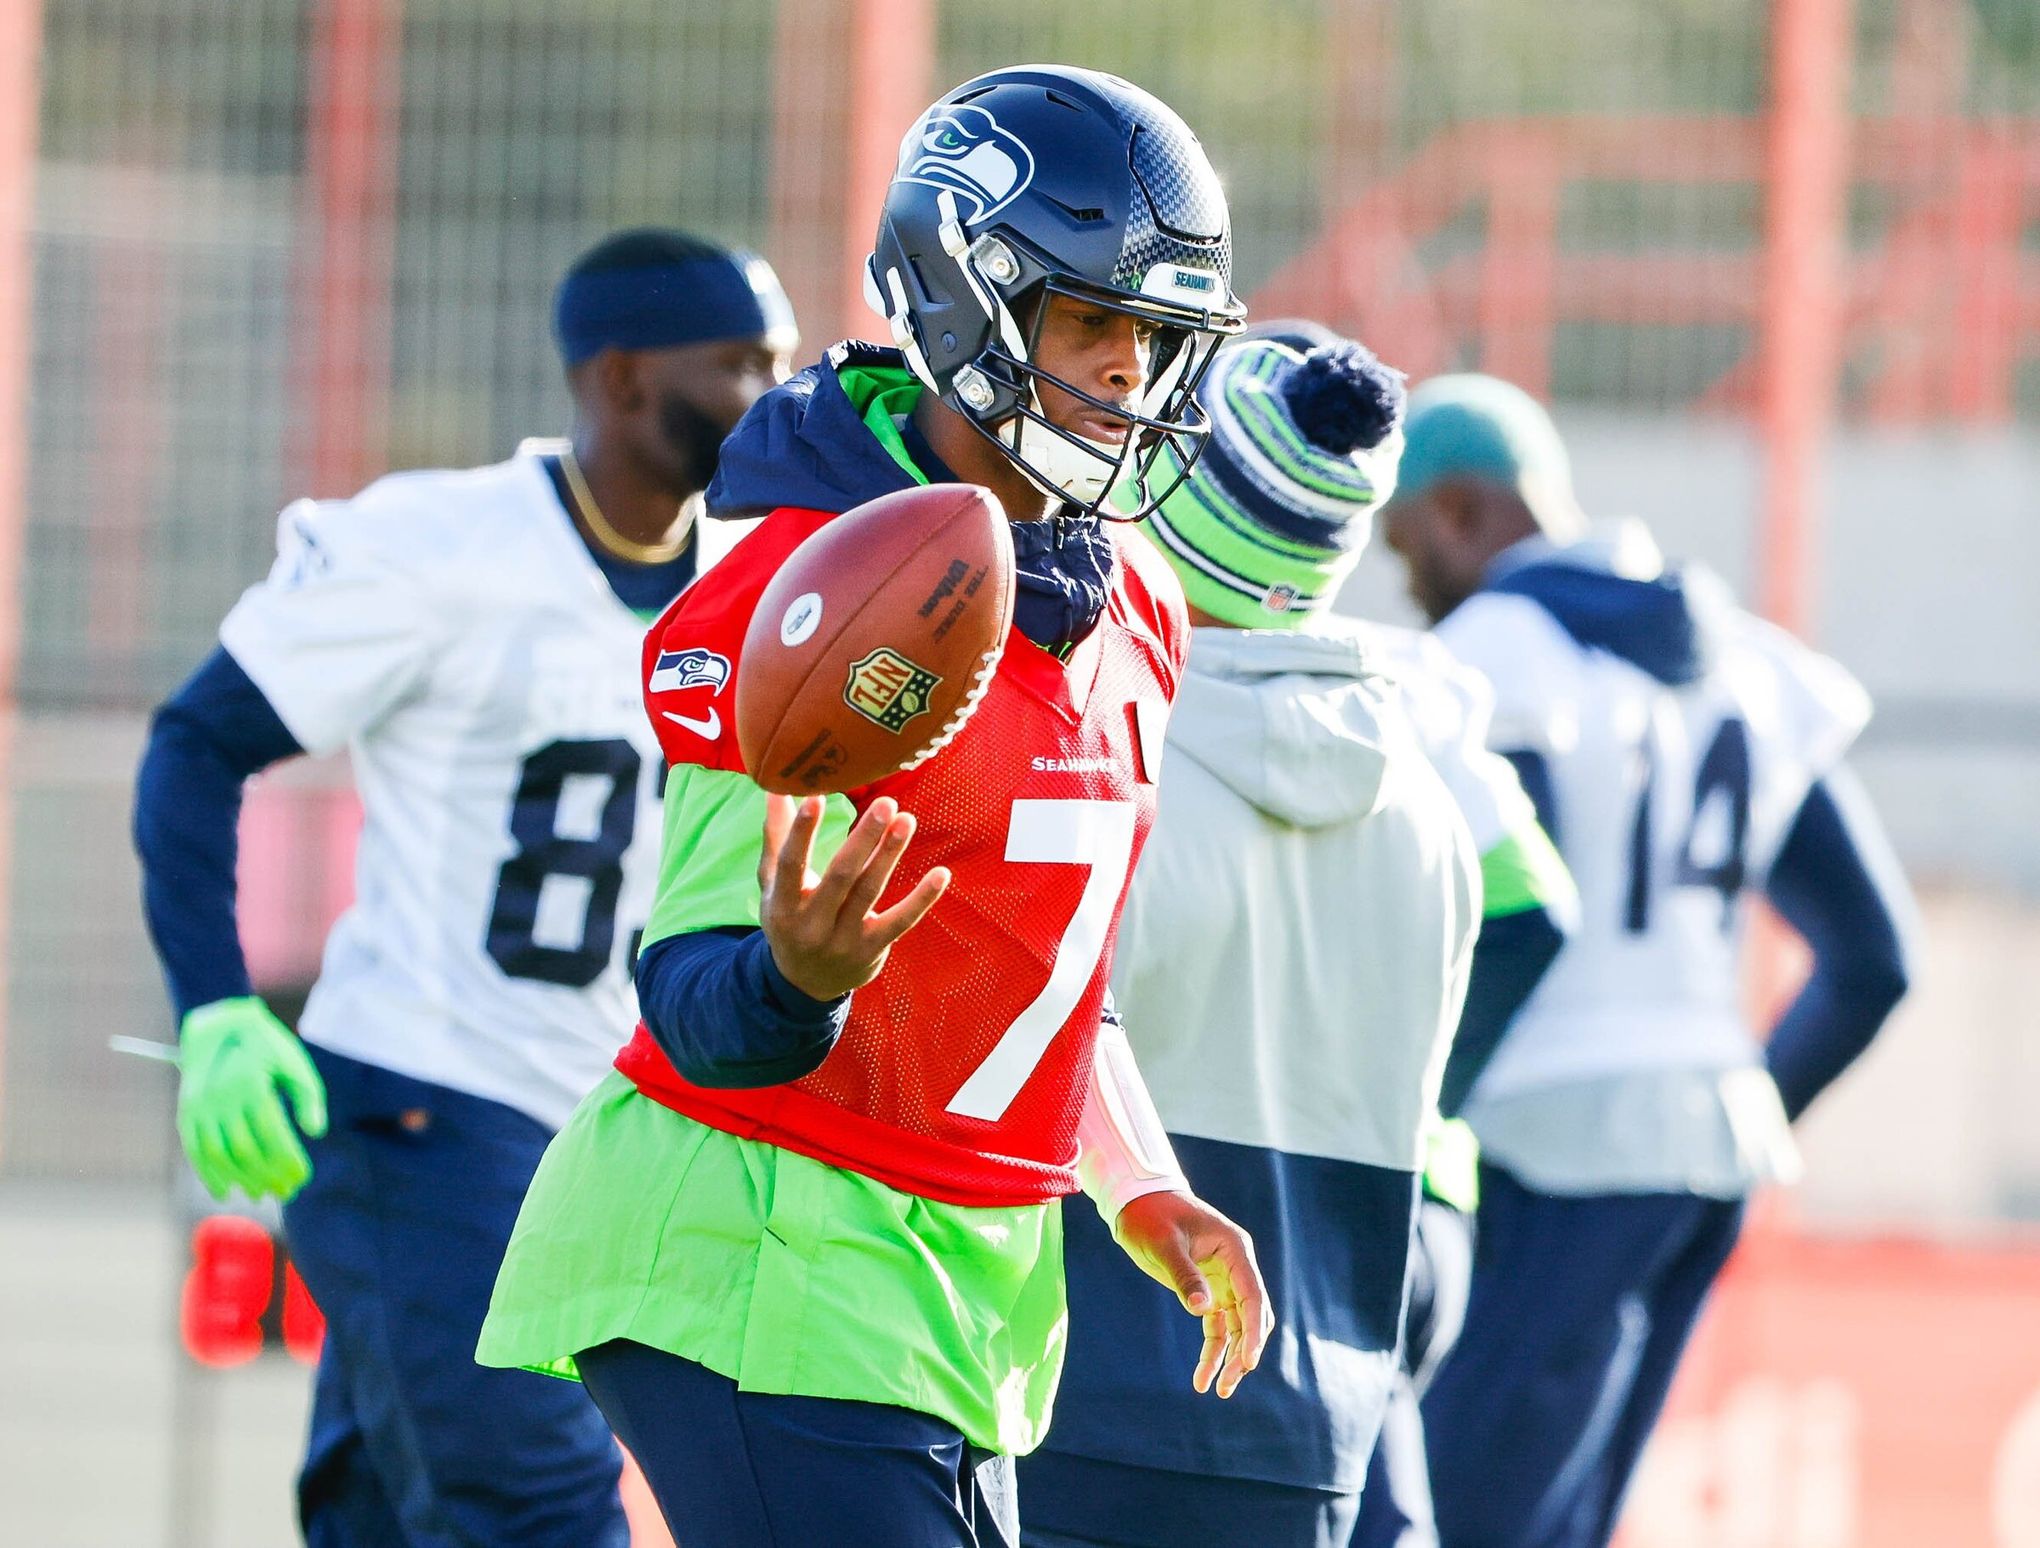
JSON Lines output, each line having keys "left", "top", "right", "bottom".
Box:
{"left": 866, "top": 65, "right": 1247, "bottom": 519}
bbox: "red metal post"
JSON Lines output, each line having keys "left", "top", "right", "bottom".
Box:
{"left": 1478, "top": 132, "right": 1559, "bottom": 400}
{"left": 1948, "top": 129, "right": 2022, "bottom": 422}
{"left": 1746, "top": 0, "right": 1858, "bottom": 1181}
{"left": 840, "top": 0, "right": 934, "bottom": 341}
{"left": 1755, "top": 0, "right": 1857, "bottom": 636}
{"left": 769, "top": 0, "right": 932, "bottom": 348}
{"left": 295, "top": 0, "right": 403, "bottom": 498}
{"left": 0, "top": 0, "right": 41, "bottom": 1154}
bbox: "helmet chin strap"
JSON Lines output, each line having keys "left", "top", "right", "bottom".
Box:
{"left": 1013, "top": 419, "right": 1117, "bottom": 504}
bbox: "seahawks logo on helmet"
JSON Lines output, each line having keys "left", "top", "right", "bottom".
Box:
{"left": 895, "top": 105, "right": 1035, "bottom": 225}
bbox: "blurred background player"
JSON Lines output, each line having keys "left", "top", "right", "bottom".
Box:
{"left": 1381, "top": 373, "right": 1917, "bottom": 1548}
{"left": 130, "top": 228, "right": 796, "bottom": 1547}
{"left": 479, "top": 66, "right": 1273, "bottom": 1548}
{"left": 1020, "top": 331, "right": 1573, "bottom": 1548}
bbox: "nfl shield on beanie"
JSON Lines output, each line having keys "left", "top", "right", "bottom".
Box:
{"left": 1146, "top": 336, "right": 1405, "bottom": 628}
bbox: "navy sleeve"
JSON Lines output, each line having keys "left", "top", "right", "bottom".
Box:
{"left": 1437, "top": 904, "right": 1567, "bottom": 1117}
{"left": 1499, "top": 749, "right": 1560, "bottom": 850}
{"left": 133, "top": 647, "right": 305, "bottom": 1020}
{"left": 1762, "top": 766, "right": 1915, "bottom": 1120}
{"left": 634, "top": 926, "right": 851, "bottom": 1089}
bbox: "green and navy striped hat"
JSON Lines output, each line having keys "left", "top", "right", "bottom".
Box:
{"left": 1146, "top": 334, "right": 1405, "bottom": 627}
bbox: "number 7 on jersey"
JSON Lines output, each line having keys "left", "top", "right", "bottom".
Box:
{"left": 945, "top": 799, "right": 1137, "bottom": 1122}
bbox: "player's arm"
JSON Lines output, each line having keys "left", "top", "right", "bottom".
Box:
{"left": 1074, "top": 1000, "right": 1188, "bottom": 1216}
{"left": 132, "top": 495, "right": 439, "bottom": 1201}
{"left": 632, "top": 768, "right": 853, "bottom": 1087}
{"left": 133, "top": 647, "right": 329, "bottom": 1203}
{"left": 135, "top": 647, "right": 304, "bottom": 1022}
{"left": 632, "top": 768, "right": 945, "bottom": 1088}
{"left": 1760, "top": 764, "right": 1916, "bottom": 1120}
{"left": 1079, "top": 998, "right": 1273, "bottom": 1401}
{"left": 1437, "top": 787, "right": 1576, "bottom": 1117}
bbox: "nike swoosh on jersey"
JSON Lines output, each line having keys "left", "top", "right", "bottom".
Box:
{"left": 662, "top": 707, "right": 721, "bottom": 739}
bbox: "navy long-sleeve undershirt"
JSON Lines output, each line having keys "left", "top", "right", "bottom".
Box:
{"left": 1761, "top": 766, "right": 1915, "bottom": 1119}
{"left": 634, "top": 928, "right": 850, "bottom": 1089}
{"left": 633, "top": 929, "right": 1127, "bottom": 1092}
{"left": 133, "top": 647, "right": 305, "bottom": 1020}
{"left": 1438, "top": 904, "right": 1568, "bottom": 1118}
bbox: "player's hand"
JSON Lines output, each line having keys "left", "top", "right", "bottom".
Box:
{"left": 1112, "top": 1190, "right": 1273, "bottom": 1399}
{"left": 176, "top": 996, "right": 329, "bottom": 1203}
{"left": 759, "top": 793, "right": 950, "bottom": 1002}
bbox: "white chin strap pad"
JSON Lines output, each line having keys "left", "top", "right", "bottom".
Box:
{"left": 1008, "top": 376, "right": 1142, "bottom": 506}
{"left": 1014, "top": 417, "right": 1122, "bottom": 504}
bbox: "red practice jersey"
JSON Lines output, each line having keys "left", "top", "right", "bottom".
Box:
{"left": 614, "top": 507, "right": 1189, "bottom": 1207}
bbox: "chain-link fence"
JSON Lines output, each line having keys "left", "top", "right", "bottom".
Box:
{"left": 8, "top": 1, "right": 2039, "bottom": 1210}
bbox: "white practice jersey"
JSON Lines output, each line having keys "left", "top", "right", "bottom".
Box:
{"left": 221, "top": 443, "right": 739, "bottom": 1129}
{"left": 1437, "top": 564, "right": 1868, "bottom": 1101}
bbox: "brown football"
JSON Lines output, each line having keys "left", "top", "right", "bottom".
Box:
{"left": 737, "top": 484, "right": 1018, "bottom": 795}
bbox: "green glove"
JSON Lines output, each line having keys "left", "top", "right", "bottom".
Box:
{"left": 1421, "top": 1115, "right": 1481, "bottom": 1214}
{"left": 176, "top": 997, "right": 329, "bottom": 1202}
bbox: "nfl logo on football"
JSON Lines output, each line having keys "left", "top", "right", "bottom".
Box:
{"left": 843, "top": 647, "right": 942, "bottom": 734}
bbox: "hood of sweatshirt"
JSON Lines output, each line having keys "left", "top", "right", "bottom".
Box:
{"left": 1170, "top": 625, "right": 1396, "bottom": 829}
{"left": 706, "top": 341, "right": 922, "bottom": 519}
{"left": 1479, "top": 520, "right": 1733, "bottom": 688}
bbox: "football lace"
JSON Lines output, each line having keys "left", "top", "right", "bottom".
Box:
{"left": 899, "top": 642, "right": 1005, "bottom": 772}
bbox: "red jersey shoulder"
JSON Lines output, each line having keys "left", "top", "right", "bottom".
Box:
{"left": 643, "top": 508, "right": 833, "bottom": 770}
{"left": 1108, "top": 524, "right": 1192, "bottom": 692}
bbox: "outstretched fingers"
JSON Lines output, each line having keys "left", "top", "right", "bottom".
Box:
{"left": 1192, "top": 1308, "right": 1232, "bottom": 1396}
{"left": 763, "top": 795, "right": 825, "bottom": 908}
{"left": 866, "top": 865, "right": 951, "bottom": 952}
{"left": 838, "top": 807, "right": 918, "bottom": 921}
{"left": 756, "top": 787, "right": 949, "bottom": 999}
{"left": 806, "top": 798, "right": 900, "bottom": 919}
{"left": 1210, "top": 1241, "right": 1272, "bottom": 1398}
{"left": 758, "top": 793, "right": 795, "bottom": 893}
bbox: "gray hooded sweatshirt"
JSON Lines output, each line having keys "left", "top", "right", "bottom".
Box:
{"left": 1048, "top": 623, "right": 1480, "bottom": 1492}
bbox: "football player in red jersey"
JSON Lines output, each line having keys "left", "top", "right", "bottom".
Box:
{"left": 480, "top": 66, "right": 1270, "bottom": 1548}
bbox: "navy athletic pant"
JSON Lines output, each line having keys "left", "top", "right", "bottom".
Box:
{"left": 577, "top": 1338, "right": 1019, "bottom": 1548}
{"left": 1420, "top": 1163, "right": 1745, "bottom": 1548}
{"left": 1018, "top": 1449, "right": 1360, "bottom": 1548}
{"left": 1350, "top": 1198, "right": 1476, "bottom": 1548}
{"left": 282, "top": 1046, "right": 627, "bottom": 1548}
